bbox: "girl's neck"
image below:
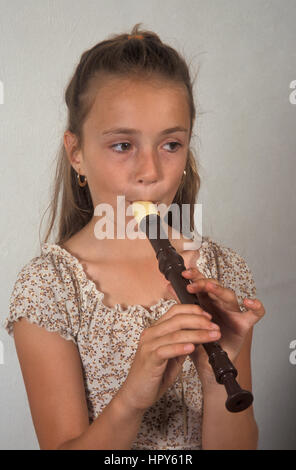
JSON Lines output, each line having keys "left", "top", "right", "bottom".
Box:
{"left": 66, "top": 217, "right": 197, "bottom": 263}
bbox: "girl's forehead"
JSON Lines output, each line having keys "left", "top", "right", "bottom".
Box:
{"left": 88, "top": 78, "right": 189, "bottom": 120}
{"left": 92, "top": 74, "right": 187, "bottom": 100}
{"left": 81, "top": 75, "right": 190, "bottom": 134}
{"left": 88, "top": 103, "right": 190, "bottom": 136}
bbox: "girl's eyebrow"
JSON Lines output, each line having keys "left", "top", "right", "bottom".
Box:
{"left": 102, "top": 126, "right": 188, "bottom": 136}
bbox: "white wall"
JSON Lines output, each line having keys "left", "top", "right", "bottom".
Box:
{"left": 0, "top": 0, "right": 295, "bottom": 450}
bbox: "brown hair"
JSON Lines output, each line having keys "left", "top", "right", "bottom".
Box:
{"left": 40, "top": 23, "right": 203, "bottom": 249}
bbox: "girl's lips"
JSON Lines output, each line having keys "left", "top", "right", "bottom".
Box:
{"left": 129, "top": 200, "right": 160, "bottom": 204}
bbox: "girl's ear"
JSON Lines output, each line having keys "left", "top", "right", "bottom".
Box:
{"left": 63, "top": 130, "right": 84, "bottom": 173}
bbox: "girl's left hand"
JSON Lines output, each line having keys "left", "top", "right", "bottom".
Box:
{"left": 167, "top": 267, "right": 266, "bottom": 382}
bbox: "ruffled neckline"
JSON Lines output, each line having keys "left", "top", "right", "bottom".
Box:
{"left": 41, "top": 235, "right": 210, "bottom": 315}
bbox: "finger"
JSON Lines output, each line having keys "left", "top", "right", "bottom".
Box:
{"left": 182, "top": 267, "right": 206, "bottom": 282}
{"left": 152, "top": 303, "right": 212, "bottom": 328}
{"left": 170, "top": 272, "right": 222, "bottom": 300}
{"left": 152, "top": 327, "right": 221, "bottom": 356}
{"left": 151, "top": 342, "right": 196, "bottom": 366}
{"left": 187, "top": 277, "right": 221, "bottom": 292}
{"left": 237, "top": 299, "right": 266, "bottom": 330}
{"left": 167, "top": 281, "right": 209, "bottom": 305}
{"left": 243, "top": 298, "right": 266, "bottom": 322}
{"left": 151, "top": 327, "right": 222, "bottom": 365}
{"left": 148, "top": 312, "right": 220, "bottom": 340}
{"left": 187, "top": 278, "right": 237, "bottom": 303}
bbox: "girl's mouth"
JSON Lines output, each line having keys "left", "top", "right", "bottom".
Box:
{"left": 128, "top": 200, "right": 160, "bottom": 205}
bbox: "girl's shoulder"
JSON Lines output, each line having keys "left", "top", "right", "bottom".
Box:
{"left": 200, "top": 235, "right": 252, "bottom": 274}
{"left": 8, "top": 242, "right": 79, "bottom": 295}
{"left": 199, "top": 235, "right": 257, "bottom": 311}
{"left": 3, "top": 243, "right": 82, "bottom": 344}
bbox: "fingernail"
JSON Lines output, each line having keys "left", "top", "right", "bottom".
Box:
{"left": 209, "top": 330, "right": 220, "bottom": 337}
{"left": 202, "top": 311, "right": 212, "bottom": 319}
{"left": 246, "top": 298, "right": 255, "bottom": 305}
{"left": 182, "top": 269, "right": 192, "bottom": 275}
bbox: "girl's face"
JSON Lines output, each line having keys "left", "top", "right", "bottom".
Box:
{"left": 66, "top": 76, "right": 191, "bottom": 218}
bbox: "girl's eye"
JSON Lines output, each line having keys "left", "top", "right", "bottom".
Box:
{"left": 111, "top": 141, "right": 182, "bottom": 153}
{"left": 163, "top": 142, "right": 182, "bottom": 152}
{"left": 111, "top": 142, "right": 132, "bottom": 153}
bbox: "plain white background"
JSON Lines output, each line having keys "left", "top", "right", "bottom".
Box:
{"left": 0, "top": 0, "right": 295, "bottom": 450}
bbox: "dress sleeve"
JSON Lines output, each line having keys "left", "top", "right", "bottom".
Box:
{"left": 2, "top": 257, "right": 80, "bottom": 345}
{"left": 211, "top": 242, "right": 257, "bottom": 313}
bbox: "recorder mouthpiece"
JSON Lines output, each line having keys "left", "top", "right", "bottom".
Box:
{"left": 131, "top": 201, "right": 159, "bottom": 225}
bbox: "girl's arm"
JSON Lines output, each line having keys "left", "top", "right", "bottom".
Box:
{"left": 58, "top": 391, "right": 145, "bottom": 450}
{"left": 180, "top": 264, "right": 264, "bottom": 450}
{"left": 201, "top": 327, "right": 259, "bottom": 450}
{"left": 13, "top": 318, "right": 145, "bottom": 450}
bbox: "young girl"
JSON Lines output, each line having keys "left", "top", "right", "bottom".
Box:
{"left": 3, "top": 24, "right": 266, "bottom": 450}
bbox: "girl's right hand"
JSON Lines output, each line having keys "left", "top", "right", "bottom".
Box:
{"left": 118, "top": 303, "right": 221, "bottom": 412}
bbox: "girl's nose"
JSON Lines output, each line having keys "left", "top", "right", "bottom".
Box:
{"left": 136, "top": 149, "right": 160, "bottom": 184}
